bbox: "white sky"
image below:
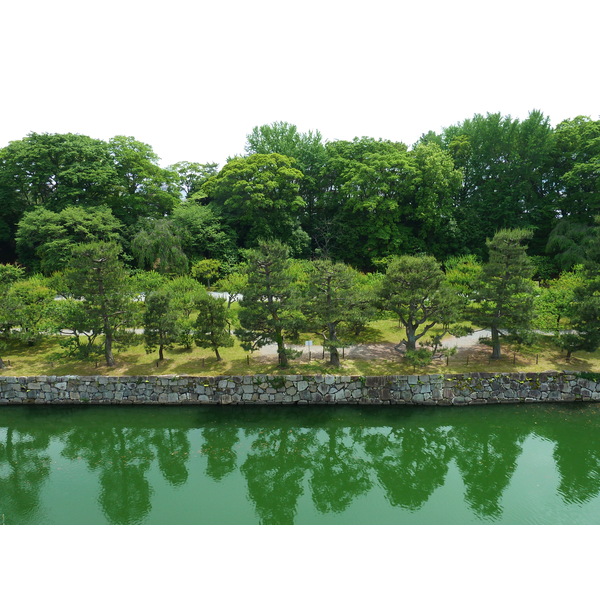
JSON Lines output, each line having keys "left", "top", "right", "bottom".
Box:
{"left": 1, "top": 0, "right": 599, "bottom": 168}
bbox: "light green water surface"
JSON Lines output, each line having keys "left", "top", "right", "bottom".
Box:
{"left": 1, "top": 403, "right": 599, "bottom": 524}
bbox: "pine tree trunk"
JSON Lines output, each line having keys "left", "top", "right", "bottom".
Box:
{"left": 406, "top": 324, "right": 417, "bottom": 351}
{"left": 491, "top": 326, "right": 501, "bottom": 359}
{"left": 105, "top": 332, "right": 116, "bottom": 367}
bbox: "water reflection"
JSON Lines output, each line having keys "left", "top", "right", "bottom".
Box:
{"left": 62, "top": 427, "right": 155, "bottom": 524}
{"left": 0, "top": 426, "right": 50, "bottom": 523}
{"left": 364, "top": 427, "right": 451, "bottom": 511}
{"left": 452, "top": 423, "right": 527, "bottom": 519}
{"left": 241, "top": 428, "right": 317, "bottom": 525}
{"left": 2, "top": 404, "right": 600, "bottom": 524}
{"left": 202, "top": 426, "right": 238, "bottom": 481}
{"left": 309, "top": 427, "right": 371, "bottom": 514}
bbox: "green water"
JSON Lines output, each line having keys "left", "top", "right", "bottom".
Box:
{"left": 1, "top": 403, "right": 600, "bottom": 525}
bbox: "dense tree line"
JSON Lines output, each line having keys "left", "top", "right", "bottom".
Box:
{"left": 1, "top": 112, "right": 599, "bottom": 273}
{"left": 2, "top": 229, "right": 600, "bottom": 369}
{"left": 1, "top": 111, "right": 600, "bottom": 368}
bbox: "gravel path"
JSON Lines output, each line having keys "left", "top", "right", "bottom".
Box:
{"left": 256, "top": 329, "right": 495, "bottom": 361}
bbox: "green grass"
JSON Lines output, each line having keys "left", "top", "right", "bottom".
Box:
{"left": 1, "top": 320, "right": 599, "bottom": 377}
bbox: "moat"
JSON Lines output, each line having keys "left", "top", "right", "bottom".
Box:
{"left": 2, "top": 403, "right": 600, "bottom": 524}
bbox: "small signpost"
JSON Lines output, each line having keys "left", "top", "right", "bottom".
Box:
{"left": 305, "top": 340, "right": 313, "bottom": 361}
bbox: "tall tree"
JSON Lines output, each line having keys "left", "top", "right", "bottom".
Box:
{"left": 442, "top": 111, "right": 555, "bottom": 256}
{"left": 170, "top": 203, "right": 236, "bottom": 263}
{"left": 15, "top": 205, "right": 123, "bottom": 274}
{"left": 320, "top": 137, "right": 462, "bottom": 268}
{"left": 469, "top": 229, "right": 536, "bottom": 359}
{"left": 245, "top": 122, "right": 327, "bottom": 252}
{"left": 107, "top": 136, "right": 180, "bottom": 225}
{"left": 552, "top": 116, "right": 600, "bottom": 222}
{"left": 0, "top": 133, "right": 117, "bottom": 259}
{"left": 203, "top": 154, "right": 307, "bottom": 253}
{"left": 168, "top": 161, "right": 218, "bottom": 202}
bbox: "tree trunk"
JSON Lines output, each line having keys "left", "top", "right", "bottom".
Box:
{"left": 329, "top": 345, "right": 340, "bottom": 367}
{"left": 327, "top": 323, "right": 340, "bottom": 367}
{"left": 105, "top": 332, "right": 116, "bottom": 367}
{"left": 276, "top": 338, "right": 288, "bottom": 368}
{"left": 215, "top": 347, "right": 221, "bottom": 361}
{"left": 0, "top": 357, "right": 5, "bottom": 369}
{"left": 490, "top": 326, "right": 501, "bottom": 359}
{"left": 159, "top": 345, "right": 164, "bottom": 361}
{"left": 405, "top": 323, "right": 417, "bottom": 351}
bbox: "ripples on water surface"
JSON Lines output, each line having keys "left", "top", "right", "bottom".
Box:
{"left": 1, "top": 403, "right": 600, "bottom": 525}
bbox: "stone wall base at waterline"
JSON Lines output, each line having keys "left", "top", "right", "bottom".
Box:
{"left": 0, "top": 372, "right": 599, "bottom": 405}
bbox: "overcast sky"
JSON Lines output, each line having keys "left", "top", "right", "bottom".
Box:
{"left": 1, "top": 0, "right": 599, "bottom": 168}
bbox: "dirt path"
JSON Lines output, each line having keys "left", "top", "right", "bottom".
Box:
{"left": 256, "top": 330, "right": 494, "bottom": 363}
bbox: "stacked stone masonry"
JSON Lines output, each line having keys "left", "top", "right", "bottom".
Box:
{"left": 0, "top": 372, "right": 599, "bottom": 405}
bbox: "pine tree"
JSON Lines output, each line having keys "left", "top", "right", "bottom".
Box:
{"left": 470, "top": 229, "right": 536, "bottom": 359}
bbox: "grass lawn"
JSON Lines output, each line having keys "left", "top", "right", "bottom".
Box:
{"left": 2, "top": 318, "right": 599, "bottom": 377}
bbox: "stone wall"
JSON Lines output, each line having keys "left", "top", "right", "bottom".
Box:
{"left": 1, "top": 372, "right": 599, "bottom": 405}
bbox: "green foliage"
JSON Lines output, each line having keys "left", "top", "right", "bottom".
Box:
{"left": 301, "top": 259, "right": 374, "bottom": 366}
{"left": 130, "top": 270, "right": 168, "bottom": 297}
{"left": 546, "top": 220, "right": 597, "bottom": 271}
{"left": 442, "top": 110, "right": 556, "bottom": 256}
{"left": 470, "top": 229, "right": 537, "bottom": 358}
{"left": 107, "top": 135, "right": 180, "bottom": 225}
{"left": 3, "top": 274, "right": 57, "bottom": 344}
{"left": 143, "top": 290, "right": 179, "bottom": 360}
{"left": 215, "top": 270, "right": 248, "bottom": 308}
{"left": 236, "top": 240, "right": 302, "bottom": 367}
{"left": 533, "top": 267, "right": 584, "bottom": 331}
{"left": 379, "top": 255, "right": 461, "bottom": 351}
{"left": 0, "top": 263, "right": 25, "bottom": 287}
{"left": 16, "top": 205, "right": 124, "bottom": 274}
{"left": 191, "top": 258, "right": 222, "bottom": 287}
{"left": 170, "top": 203, "right": 236, "bottom": 263}
{"left": 130, "top": 218, "right": 188, "bottom": 275}
{"left": 194, "top": 295, "right": 234, "bottom": 361}
{"left": 168, "top": 161, "right": 219, "bottom": 201}
{"left": 404, "top": 348, "right": 433, "bottom": 372}
{"left": 552, "top": 116, "right": 600, "bottom": 223}
{"left": 203, "top": 153, "right": 307, "bottom": 253}
{"left": 64, "top": 242, "right": 136, "bottom": 366}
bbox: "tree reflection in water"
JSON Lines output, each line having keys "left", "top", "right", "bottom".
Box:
{"left": 0, "top": 426, "right": 51, "bottom": 524}
{"left": 364, "top": 426, "right": 451, "bottom": 511}
{"left": 62, "top": 427, "right": 155, "bottom": 524}
{"left": 202, "top": 426, "right": 239, "bottom": 481}
{"left": 241, "top": 427, "right": 317, "bottom": 525}
{"left": 3, "top": 404, "right": 600, "bottom": 523}
{"left": 543, "top": 405, "right": 600, "bottom": 505}
{"left": 451, "top": 423, "right": 526, "bottom": 519}
{"left": 308, "top": 426, "right": 372, "bottom": 514}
